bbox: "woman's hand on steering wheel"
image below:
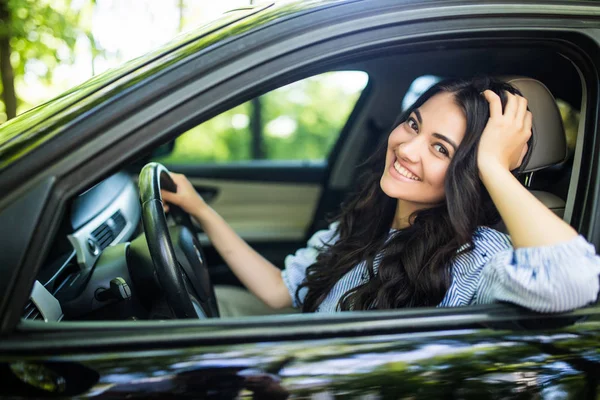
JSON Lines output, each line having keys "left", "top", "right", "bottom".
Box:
{"left": 138, "top": 163, "right": 220, "bottom": 318}
{"left": 160, "top": 173, "right": 207, "bottom": 216}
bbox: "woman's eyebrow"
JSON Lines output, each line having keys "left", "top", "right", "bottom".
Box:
{"left": 414, "top": 109, "right": 423, "bottom": 124}
{"left": 414, "top": 109, "right": 458, "bottom": 153}
{"left": 432, "top": 133, "right": 458, "bottom": 152}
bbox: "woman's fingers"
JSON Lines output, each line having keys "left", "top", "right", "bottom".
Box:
{"left": 157, "top": 172, "right": 205, "bottom": 215}
{"left": 160, "top": 189, "right": 175, "bottom": 202}
{"left": 515, "top": 95, "right": 528, "bottom": 124}
{"left": 478, "top": 89, "right": 533, "bottom": 172}
{"left": 503, "top": 91, "right": 518, "bottom": 118}
{"left": 483, "top": 90, "right": 502, "bottom": 118}
{"left": 524, "top": 110, "right": 533, "bottom": 134}
{"left": 160, "top": 190, "right": 172, "bottom": 213}
{"left": 484, "top": 90, "right": 528, "bottom": 122}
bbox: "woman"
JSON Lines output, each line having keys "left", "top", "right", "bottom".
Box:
{"left": 162, "top": 77, "right": 600, "bottom": 315}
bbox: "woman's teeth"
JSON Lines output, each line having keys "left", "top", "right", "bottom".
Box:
{"left": 394, "top": 161, "right": 421, "bottom": 181}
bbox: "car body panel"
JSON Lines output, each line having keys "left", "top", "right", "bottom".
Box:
{"left": 2, "top": 308, "right": 600, "bottom": 397}
{"left": 2, "top": 0, "right": 600, "bottom": 398}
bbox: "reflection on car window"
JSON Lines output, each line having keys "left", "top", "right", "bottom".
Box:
{"left": 401, "top": 75, "right": 442, "bottom": 110}
{"left": 157, "top": 71, "right": 369, "bottom": 164}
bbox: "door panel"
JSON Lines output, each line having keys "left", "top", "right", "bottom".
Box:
{"left": 167, "top": 162, "right": 327, "bottom": 284}
{"left": 168, "top": 161, "right": 327, "bottom": 245}
{"left": 189, "top": 177, "right": 322, "bottom": 243}
{"left": 171, "top": 161, "right": 327, "bottom": 184}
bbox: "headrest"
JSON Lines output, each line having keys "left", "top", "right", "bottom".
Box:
{"left": 503, "top": 77, "right": 567, "bottom": 173}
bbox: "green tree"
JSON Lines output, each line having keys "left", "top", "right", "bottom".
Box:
{"left": 0, "top": 0, "right": 96, "bottom": 120}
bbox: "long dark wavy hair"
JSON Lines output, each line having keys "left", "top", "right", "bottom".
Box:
{"left": 297, "top": 77, "right": 531, "bottom": 312}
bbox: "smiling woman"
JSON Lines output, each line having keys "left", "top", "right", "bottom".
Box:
{"left": 381, "top": 91, "right": 466, "bottom": 213}
{"left": 162, "top": 76, "right": 600, "bottom": 316}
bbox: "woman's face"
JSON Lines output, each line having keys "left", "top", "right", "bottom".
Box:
{"left": 380, "top": 92, "right": 467, "bottom": 209}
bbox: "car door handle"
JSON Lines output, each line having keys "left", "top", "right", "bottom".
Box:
{"left": 195, "top": 186, "right": 218, "bottom": 203}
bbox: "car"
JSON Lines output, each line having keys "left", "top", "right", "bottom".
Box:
{"left": 1, "top": 0, "right": 600, "bottom": 397}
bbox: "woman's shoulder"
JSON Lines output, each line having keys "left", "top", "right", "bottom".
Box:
{"left": 307, "top": 221, "right": 340, "bottom": 249}
{"left": 472, "top": 226, "right": 512, "bottom": 251}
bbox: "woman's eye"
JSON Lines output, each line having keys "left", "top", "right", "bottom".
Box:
{"left": 433, "top": 143, "right": 449, "bottom": 157}
{"left": 407, "top": 118, "right": 418, "bottom": 132}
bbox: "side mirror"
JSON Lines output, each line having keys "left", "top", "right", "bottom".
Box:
{"left": 151, "top": 141, "right": 175, "bottom": 159}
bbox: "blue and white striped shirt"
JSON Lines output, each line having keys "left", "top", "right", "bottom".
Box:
{"left": 281, "top": 223, "right": 600, "bottom": 313}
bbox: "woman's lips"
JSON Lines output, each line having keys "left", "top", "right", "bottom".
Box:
{"left": 389, "top": 157, "right": 421, "bottom": 183}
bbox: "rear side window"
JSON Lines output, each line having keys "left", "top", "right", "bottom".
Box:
{"left": 157, "top": 71, "right": 369, "bottom": 164}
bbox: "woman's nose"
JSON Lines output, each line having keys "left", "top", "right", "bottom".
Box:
{"left": 397, "top": 136, "right": 423, "bottom": 164}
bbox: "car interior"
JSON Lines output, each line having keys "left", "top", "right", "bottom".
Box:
{"left": 23, "top": 41, "right": 588, "bottom": 323}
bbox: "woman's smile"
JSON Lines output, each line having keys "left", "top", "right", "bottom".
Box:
{"left": 390, "top": 158, "right": 422, "bottom": 182}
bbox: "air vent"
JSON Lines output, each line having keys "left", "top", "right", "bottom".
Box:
{"left": 22, "top": 301, "right": 42, "bottom": 321}
{"left": 90, "top": 210, "right": 127, "bottom": 250}
{"left": 91, "top": 222, "right": 114, "bottom": 250}
{"left": 112, "top": 210, "right": 126, "bottom": 233}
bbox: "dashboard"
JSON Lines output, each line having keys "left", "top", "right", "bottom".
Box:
{"left": 24, "top": 173, "right": 141, "bottom": 322}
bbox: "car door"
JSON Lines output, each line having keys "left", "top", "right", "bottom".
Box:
{"left": 2, "top": 1, "right": 600, "bottom": 399}
{"left": 2, "top": 307, "right": 600, "bottom": 398}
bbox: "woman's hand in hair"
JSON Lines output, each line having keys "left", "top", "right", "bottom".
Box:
{"left": 160, "top": 172, "right": 209, "bottom": 217}
{"left": 477, "top": 90, "right": 532, "bottom": 173}
{"left": 477, "top": 90, "right": 577, "bottom": 248}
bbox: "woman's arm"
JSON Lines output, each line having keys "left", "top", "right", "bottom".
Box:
{"left": 479, "top": 164, "right": 577, "bottom": 248}
{"left": 464, "top": 228, "right": 600, "bottom": 312}
{"left": 477, "top": 90, "right": 578, "bottom": 248}
{"left": 161, "top": 173, "right": 292, "bottom": 309}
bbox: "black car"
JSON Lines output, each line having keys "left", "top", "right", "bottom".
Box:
{"left": 1, "top": 0, "right": 600, "bottom": 398}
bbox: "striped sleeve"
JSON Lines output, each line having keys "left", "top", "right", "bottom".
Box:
{"left": 281, "top": 222, "right": 340, "bottom": 308}
{"left": 439, "top": 228, "right": 512, "bottom": 307}
{"left": 475, "top": 234, "right": 600, "bottom": 312}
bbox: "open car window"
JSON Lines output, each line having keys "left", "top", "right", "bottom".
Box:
{"left": 155, "top": 70, "right": 369, "bottom": 165}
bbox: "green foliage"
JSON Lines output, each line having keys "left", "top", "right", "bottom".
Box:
{"left": 8, "top": 0, "right": 79, "bottom": 76}
{"left": 164, "top": 102, "right": 253, "bottom": 163}
{"left": 157, "top": 71, "right": 369, "bottom": 164}
{"left": 0, "top": 0, "right": 95, "bottom": 114}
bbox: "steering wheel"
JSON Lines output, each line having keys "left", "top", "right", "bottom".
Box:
{"left": 138, "top": 162, "right": 219, "bottom": 318}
